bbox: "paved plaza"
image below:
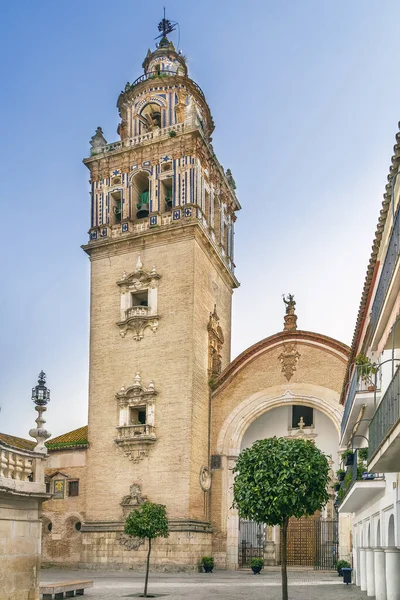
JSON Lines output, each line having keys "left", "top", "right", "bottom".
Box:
{"left": 40, "top": 568, "right": 367, "bottom": 600}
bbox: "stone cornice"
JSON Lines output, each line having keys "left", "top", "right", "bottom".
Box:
{"left": 82, "top": 220, "right": 239, "bottom": 290}
{"left": 212, "top": 330, "right": 350, "bottom": 396}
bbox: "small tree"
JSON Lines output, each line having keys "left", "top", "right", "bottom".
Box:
{"left": 233, "top": 437, "right": 330, "bottom": 600}
{"left": 124, "top": 501, "right": 169, "bottom": 598}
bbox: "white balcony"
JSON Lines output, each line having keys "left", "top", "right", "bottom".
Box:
{"left": 338, "top": 478, "right": 386, "bottom": 513}
{"left": 368, "top": 366, "right": 400, "bottom": 472}
{"left": 341, "top": 371, "right": 382, "bottom": 446}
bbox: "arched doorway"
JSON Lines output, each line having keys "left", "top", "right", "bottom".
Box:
{"left": 236, "top": 402, "right": 339, "bottom": 568}
{"left": 215, "top": 387, "right": 342, "bottom": 569}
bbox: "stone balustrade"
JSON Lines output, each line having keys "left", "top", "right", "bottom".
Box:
{"left": 0, "top": 441, "right": 47, "bottom": 494}
{"left": 116, "top": 424, "right": 156, "bottom": 439}
{"left": 96, "top": 123, "right": 185, "bottom": 155}
{"left": 126, "top": 305, "right": 150, "bottom": 319}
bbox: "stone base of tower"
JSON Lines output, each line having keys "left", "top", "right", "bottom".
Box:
{"left": 75, "top": 521, "right": 213, "bottom": 571}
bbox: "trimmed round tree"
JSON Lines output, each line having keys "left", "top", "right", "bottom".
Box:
{"left": 124, "top": 501, "right": 169, "bottom": 598}
{"left": 233, "top": 437, "right": 330, "bottom": 600}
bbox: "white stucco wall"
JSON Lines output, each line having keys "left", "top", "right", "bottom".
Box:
{"left": 241, "top": 405, "right": 340, "bottom": 471}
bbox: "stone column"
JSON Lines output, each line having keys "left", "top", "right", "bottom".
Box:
{"left": 366, "top": 547, "right": 375, "bottom": 597}
{"left": 355, "top": 547, "right": 361, "bottom": 586}
{"left": 360, "top": 547, "right": 367, "bottom": 591}
{"left": 385, "top": 547, "right": 400, "bottom": 600}
{"left": 374, "top": 548, "right": 387, "bottom": 600}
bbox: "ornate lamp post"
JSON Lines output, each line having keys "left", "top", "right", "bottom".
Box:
{"left": 29, "top": 370, "right": 51, "bottom": 453}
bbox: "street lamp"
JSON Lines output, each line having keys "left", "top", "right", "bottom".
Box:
{"left": 29, "top": 371, "right": 51, "bottom": 453}
{"left": 31, "top": 370, "right": 50, "bottom": 406}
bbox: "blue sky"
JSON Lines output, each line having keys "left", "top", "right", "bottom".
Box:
{"left": 1, "top": 1, "right": 399, "bottom": 438}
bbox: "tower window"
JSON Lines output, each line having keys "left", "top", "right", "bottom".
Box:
{"left": 141, "top": 103, "right": 161, "bottom": 130}
{"left": 292, "top": 405, "right": 313, "bottom": 428}
{"left": 111, "top": 190, "right": 122, "bottom": 224}
{"left": 160, "top": 177, "right": 173, "bottom": 211}
{"left": 130, "top": 407, "right": 147, "bottom": 425}
{"left": 68, "top": 480, "right": 79, "bottom": 497}
{"left": 131, "top": 291, "right": 148, "bottom": 308}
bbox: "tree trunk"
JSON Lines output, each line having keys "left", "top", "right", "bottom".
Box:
{"left": 281, "top": 517, "right": 289, "bottom": 600}
{"left": 144, "top": 537, "right": 151, "bottom": 597}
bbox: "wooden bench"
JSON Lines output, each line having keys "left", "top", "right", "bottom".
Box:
{"left": 39, "top": 580, "right": 93, "bottom": 599}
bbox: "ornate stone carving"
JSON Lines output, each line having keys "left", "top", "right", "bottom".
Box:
{"left": 282, "top": 293, "right": 298, "bottom": 332}
{"left": 225, "top": 168, "right": 236, "bottom": 190}
{"left": 115, "top": 373, "right": 157, "bottom": 461}
{"left": 278, "top": 342, "right": 300, "bottom": 381}
{"left": 120, "top": 483, "right": 147, "bottom": 516}
{"left": 199, "top": 466, "right": 212, "bottom": 491}
{"left": 208, "top": 305, "right": 224, "bottom": 377}
{"left": 90, "top": 127, "right": 107, "bottom": 156}
{"left": 117, "top": 533, "right": 145, "bottom": 551}
{"left": 117, "top": 256, "right": 160, "bottom": 341}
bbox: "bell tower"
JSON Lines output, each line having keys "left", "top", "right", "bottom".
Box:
{"left": 81, "top": 18, "right": 240, "bottom": 567}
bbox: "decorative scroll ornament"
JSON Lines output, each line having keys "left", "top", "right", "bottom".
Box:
{"left": 278, "top": 342, "right": 300, "bottom": 381}
{"left": 118, "top": 533, "right": 145, "bottom": 551}
{"left": 286, "top": 416, "right": 316, "bottom": 441}
{"left": 120, "top": 483, "right": 147, "bottom": 517}
{"left": 199, "top": 466, "right": 212, "bottom": 491}
{"left": 208, "top": 305, "right": 224, "bottom": 376}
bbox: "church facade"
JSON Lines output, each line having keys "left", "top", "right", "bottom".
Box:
{"left": 38, "top": 29, "right": 351, "bottom": 570}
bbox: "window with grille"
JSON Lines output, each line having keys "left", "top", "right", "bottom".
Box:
{"left": 68, "top": 480, "right": 79, "bottom": 497}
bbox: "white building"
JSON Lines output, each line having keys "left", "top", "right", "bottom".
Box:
{"left": 339, "top": 123, "right": 400, "bottom": 600}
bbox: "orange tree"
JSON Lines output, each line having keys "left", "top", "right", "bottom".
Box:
{"left": 124, "top": 501, "right": 169, "bottom": 597}
{"left": 233, "top": 437, "right": 330, "bottom": 600}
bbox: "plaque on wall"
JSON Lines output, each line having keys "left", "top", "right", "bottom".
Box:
{"left": 53, "top": 480, "right": 65, "bottom": 499}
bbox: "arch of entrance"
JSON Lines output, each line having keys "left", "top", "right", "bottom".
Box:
{"left": 209, "top": 327, "right": 350, "bottom": 569}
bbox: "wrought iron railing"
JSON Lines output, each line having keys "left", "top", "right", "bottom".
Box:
{"left": 370, "top": 201, "right": 400, "bottom": 334}
{"left": 369, "top": 365, "right": 400, "bottom": 459}
{"left": 341, "top": 370, "right": 358, "bottom": 438}
{"left": 129, "top": 71, "right": 206, "bottom": 101}
{"left": 341, "top": 366, "right": 382, "bottom": 438}
{"left": 337, "top": 449, "right": 384, "bottom": 506}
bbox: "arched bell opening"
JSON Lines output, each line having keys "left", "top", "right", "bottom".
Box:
{"left": 140, "top": 103, "right": 161, "bottom": 132}
{"left": 131, "top": 171, "right": 150, "bottom": 219}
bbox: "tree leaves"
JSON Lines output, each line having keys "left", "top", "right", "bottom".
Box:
{"left": 124, "top": 501, "right": 169, "bottom": 540}
{"left": 232, "top": 437, "right": 330, "bottom": 526}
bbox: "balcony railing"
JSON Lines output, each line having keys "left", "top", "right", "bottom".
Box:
{"left": 115, "top": 424, "right": 156, "bottom": 441}
{"left": 370, "top": 201, "right": 400, "bottom": 334}
{"left": 337, "top": 449, "right": 384, "bottom": 506}
{"left": 126, "top": 305, "right": 150, "bottom": 319}
{"left": 369, "top": 365, "right": 400, "bottom": 459}
{"left": 91, "top": 123, "right": 186, "bottom": 156}
{"left": 129, "top": 71, "right": 206, "bottom": 102}
{"left": 341, "top": 367, "right": 382, "bottom": 438}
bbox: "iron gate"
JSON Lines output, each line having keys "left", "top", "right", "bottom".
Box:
{"left": 314, "top": 519, "right": 338, "bottom": 569}
{"left": 239, "top": 518, "right": 338, "bottom": 569}
{"left": 284, "top": 518, "right": 338, "bottom": 569}
{"left": 238, "top": 520, "right": 264, "bottom": 567}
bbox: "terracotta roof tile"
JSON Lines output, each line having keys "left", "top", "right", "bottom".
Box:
{"left": 0, "top": 432, "right": 36, "bottom": 451}
{"left": 46, "top": 425, "right": 88, "bottom": 450}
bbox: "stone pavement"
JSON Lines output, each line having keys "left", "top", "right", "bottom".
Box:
{"left": 40, "top": 568, "right": 368, "bottom": 600}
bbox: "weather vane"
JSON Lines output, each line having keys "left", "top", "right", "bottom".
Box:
{"left": 155, "top": 7, "right": 177, "bottom": 39}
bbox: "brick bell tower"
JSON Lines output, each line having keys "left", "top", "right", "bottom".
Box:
{"left": 81, "top": 16, "right": 240, "bottom": 567}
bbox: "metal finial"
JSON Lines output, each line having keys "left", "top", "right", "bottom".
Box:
{"left": 155, "top": 7, "right": 177, "bottom": 39}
